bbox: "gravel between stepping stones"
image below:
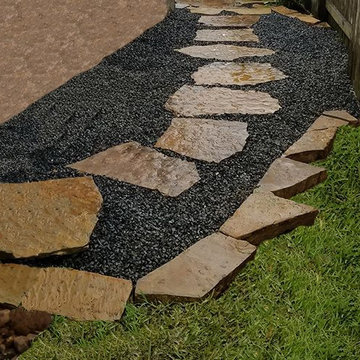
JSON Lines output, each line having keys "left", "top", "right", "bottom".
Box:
{"left": 0, "top": 10, "right": 359, "bottom": 281}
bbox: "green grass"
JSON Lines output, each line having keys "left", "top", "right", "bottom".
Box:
{"left": 21, "top": 126, "right": 360, "bottom": 360}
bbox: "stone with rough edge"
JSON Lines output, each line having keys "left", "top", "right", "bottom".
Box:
{"left": 0, "top": 177, "right": 102, "bottom": 259}
{"left": 226, "top": 6, "right": 272, "bottom": 15}
{"left": 308, "top": 115, "right": 349, "bottom": 130}
{"left": 189, "top": 6, "right": 223, "bottom": 15}
{"left": 165, "top": 85, "right": 281, "bottom": 117}
{"left": 155, "top": 118, "right": 248, "bottom": 162}
{"left": 0, "top": 264, "right": 133, "bottom": 321}
{"left": 198, "top": 15, "right": 260, "bottom": 28}
{"left": 195, "top": 29, "right": 259, "bottom": 42}
{"left": 135, "top": 233, "right": 256, "bottom": 302}
{"left": 68, "top": 142, "right": 200, "bottom": 197}
{"left": 220, "top": 191, "right": 318, "bottom": 245}
{"left": 271, "top": 6, "right": 298, "bottom": 16}
{"left": 284, "top": 126, "right": 338, "bottom": 163}
{"left": 176, "top": 44, "right": 275, "bottom": 60}
{"left": 258, "top": 158, "right": 327, "bottom": 199}
{"left": 322, "top": 110, "right": 359, "bottom": 125}
{"left": 288, "top": 13, "right": 320, "bottom": 25}
{"left": 192, "top": 62, "right": 287, "bottom": 86}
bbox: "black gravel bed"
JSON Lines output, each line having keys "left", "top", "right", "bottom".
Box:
{"left": 0, "top": 10, "right": 359, "bottom": 281}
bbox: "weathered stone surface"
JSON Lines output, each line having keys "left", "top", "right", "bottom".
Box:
{"left": 284, "top": 127, "right": 338, "bottom": 163}
{"left": 198, "top": 15, "right": 260, "bottom": 27}
{"left": 192, "top": 62, "right": 287, "bottom": 86}
{"left": 189, "top": 6, "right": 223, "bottom": 14}
{"left": 69, "top": 142, "right": 200, "bottom": 197}
{"left": 155, "top": 118, "right": 248, "bottom": 162}
{"left": 271, "top": 5, "right": 298, "bottom": 16}
{"left": 0, "top": 177, "right": 102, "bottom": 259}
{"left": 165, "top": 85, "right": 281, "bottom": 117}
{"left": 195, "top": 29, "right": 259, "bottom": 42}
{"left": 0, "top": 264, "right": 133, "bottom": 321}
{"left": 176, "top": 44, "right": 275, "bottom": 60}
{"left": 323, "top": 110, "right": 359, "bottom": 125}
{"left": 288, "top": 13, "right": 320, "bottom": 25}
{"left": 220, "top": 191, "right": 318, "bottom": 245}
{"left": 258, "top": 158, "right": 327, "bottom": 198}
{"left": 226, "top": 6, "right": 271, "bottom": 15}
{"left": 180, "top": 0, "right": 234, "bottom": 6}
{"left": 314, "top": 22, "right": 331, "bottom": 28}
{"left": 308, "top": 115, "right": 349, "bottom": 130}
{"left": 135, "top": 233, "right": 256, "bottom": 301}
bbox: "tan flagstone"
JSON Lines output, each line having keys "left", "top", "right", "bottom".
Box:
{"left": 198, "top": 15, "right": 260, "bottom": 27}
{"left": 220, "top": 191, "right": 318, "bottom": 244}
{"left": 288, "top": 12, "right": 320, "bottom": 25}
{"left": 165, "top": 85, "right": 281, "bottom": 117}
{"left": 308, "top": 115, "right": 349, "bottom": 131}
{"left": 322, "top": 110, "right": 359, "bottom": 125}
{"left": 226, "top": 6, "right": 272, "bottom": 15}
{"left": 271, "top": 6, "right": 298, "bottom": 16}
{"left": 0, "top": 177, "right": 102, "bottom": 259}
{"left": 181, "top": 0, "right": 234, "bottom": 6}
{"left": 258, "top": 158, "right": 327, "bottom": 198}
{"left": 284, "top": 127, "right": 338, "bottom": 163}
{"left": 22, "top": 267, "right": 132, "bottom": 321}
{"left": 135, "top": 233, "right": 256, "bottom": 301}
{"left": 68, "top": 142, "right": 200, "bottom": 197}
{"left": 189, "top": 6, "right": 223, "bottom": 15}
{"left": 176, "top": 44, "right": 275, "bottom": 60}
{"left": 314, "top": 22, "right": 331, "bottom": 28}
{"left": 195, "top": 29, "right": 259, "bottom": 42}
{"left": 192, "top": 62, "right": 287, "bottom": 86}
{"left": 155, "top": 118, "right": 248, "bottom": 162}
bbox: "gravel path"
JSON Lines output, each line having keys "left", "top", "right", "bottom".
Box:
{"left": 1, "top": 10, "right": 359, "bottom": 281}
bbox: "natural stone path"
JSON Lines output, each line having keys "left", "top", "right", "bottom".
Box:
{"left": 0, "top": 0, "right": 359, "bottom": 337}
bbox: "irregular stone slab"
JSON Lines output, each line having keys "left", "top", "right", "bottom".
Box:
{"left": 308, "top": 115, "right": 349, "bottom": 131}
{"left": 226, "top": 6, "right": 272, "bottom": 15}
{"left": 195, "top": 29, "right": 259, "bottom": 42}
{"left": 176, "top": 44, "right": 275, "bottom": 60}
{"left": 284, "top": 127, "right": 338, "bottom": 163}
{"left": 135, "top": 233, "right": 256, "bottom": 301}
{"left": 198, "top": 15, "right": 260, "bottom": 27}
{"left": 271, "top": 6, "right": 298, "bottom": 16}
{"left": 323, "top": 110, "right": 359, "bottom": 125}
{"left": 0, "top": 264, "right": 41, "bottom": 307}
{"left": 314, "top": 22, "right": 331, "bottom": 28}
{"left": 189, "top": 6, "right": 223, "bottom": 15}
{"left": 288, "top": 12, "right": 320, "bottom": 25}
{"left": 165, "top": 85, "right": 281, "bottom": 117}
{"left": 0, "top": 177, "right": 102, "bottom": 259}
{"left": 155, "top": 118, "right": 248, "bottom": 162}
{"left": 220, "top": 191, "right": 318, "bottom": 245}
{"left": 258, "top": 158, "right": 327, "bottom": 198}
{"left": 22, "top": 267, "right": 133, "bottom": 321}
{"left": 69, "top": 142, "right": 200, "bottom": 197}
{"left": 192, "top": 62, "right": 287, "bottom": 86}
{"left": 0, "top": 264, "right": 132, "bottom": 321}
{"left": 181, "top": 0, "right": 234, "bottom": 6}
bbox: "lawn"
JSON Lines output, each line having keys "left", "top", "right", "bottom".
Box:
{"left": 21, "top": 125, "right": 360, "bottom": 360}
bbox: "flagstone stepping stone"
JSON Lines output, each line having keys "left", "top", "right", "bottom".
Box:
{"left": 323, "top": 110, "right": 359, "bottom": 125}
{"left": 192, "top": 62, "right": 287, "bottom": 86}
{"left": 220, "top": 191, "right": 318, "bottom": 245}
{"left": 176, "top": 44, "right": 275, "bottom": 60}
{"left": 308, "top": 115, "right": 349, "bottom": 131}
{"left": 0, "top": 264, "right": 132, "bottom": 321}
{"left": 288, "top": 13, "right": 320, "bottom": 25}
{"left": 226, "top": 6, "right": 272, "bottom": 15}
{"left": 284, "top": 126, "right": 338, "bottom": 163}
{"left": 165, "top": 85, "right": 281, "bottom": 116}
{"left": 258, "top": 158, "right": 327, "bottom": 198}
{"left": 198, "top": 15, "right": 260, "bottom": 27}
{"left": 189, "top": 6, "right": 223, "bottom": 15}
{"left": 271, "top": 6, "right": 298, "bottom": 16}
{"left": 135, "top": 233, "right": 256, "bottom": 302}
{"left": 155, "top": 118, "right": 248, "bottom": 162}
{"left": 68, "top": 142, "right": 200, "bottom": 197}
{"left": 195, "top": 29, "right": 259, "bottom": 42}
{"left": 0, "top": 177, "right": 102, "bottom": 259}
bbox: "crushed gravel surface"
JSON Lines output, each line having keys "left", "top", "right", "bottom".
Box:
{"left": 1, "top": 10, "right": 359, "bottom": 281}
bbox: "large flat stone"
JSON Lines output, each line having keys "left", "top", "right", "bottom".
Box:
{"left": 220, "top": 191, "right": 318, "bottom": 245}
{"left": 288, "top": 12, "right": 320, "bottom": 25}
{"left": 308, "top": 115, "right": 349, "bottom": 131}
{"left": 258, "top": 158, "right": 327, "bottom": 198}
{"left": 165, "top": 85, "right": 281, "bottom": 117}
{"left": 198, "top": 15, "right": 260, "bottom": 27}
{"left": 135, "top": 233, "right": 256, "bottom": 302}
{"left": 192, "top": 62, "right": 287, "bottom": 86}
{"left": 155, "top": 118, "right": 248, "bottom": 162}
{"left": 0, "top": 264, "right": 132, "bottom": 321}
{"left": 322, "top": 110, "right": 359, "bottom": 125}
{"left": 176, "top": 44, "right": 275, "bottom": 60}
{"left": 68, "top": 142, "right": 200, "bottom": 197}
{"left": 284, "top": 127, "right": 338, "bottom": 163}
{"left": 0, "top": 177, "right": 102, "bottom": 259}
{"left": 226, "top": 6, "right": 272, "bottom": 15}
{"left": 189, "top": 6, "right": 223, "bottom": 14}
{"left": 271, "top": 6, "right": 298, "bottom": 16}
{"left": 195, "top": 29, "right": 259, "bottom": 42}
